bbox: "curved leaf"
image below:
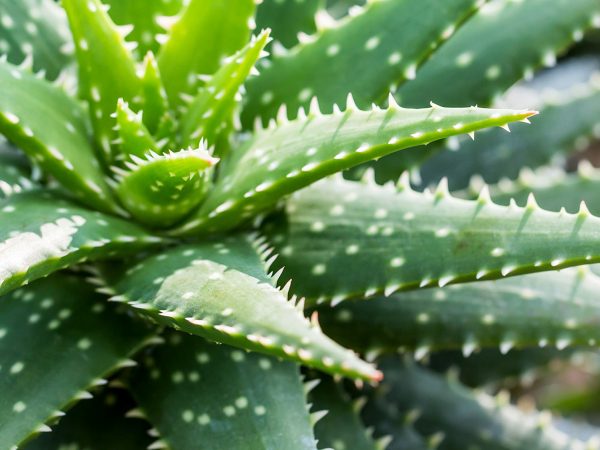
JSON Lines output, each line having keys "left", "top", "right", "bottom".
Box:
{"left": 0, "top": 0, "right": 73, "bottom": 80}
{"left": 420, "top": 77, "right": 600, "bottom": 191}
{"left": 263, "top": 176, "right": 600, "bottom": 304}
{"left": 364, "top": 358, "right": 589, "bottom": 450}
{"left": 113, "top": 148, "right": 218, "bottom": 228}
{"left": 243, "top": 0, "right": 485, "bottom": 125}
{"left": 157, "top": 0, "right": 257, "bottom": 107}
{"left": 396, "top": 0, "right": 600, "bottom": 107}
{"left": 0, "top": 61, "right": 118, "bottom": 213}
{"left": 0, "top": 274, "right": 155, "bottom": 448}
{"left": 63, "top": 0, "right": 143, "bottom": 164}
{"left": 129, "top": 333, "right": 318, "bottom": 450}
{"left": 108, "top": 236, "right": 380, "bottom": 381}
{"left": 319, "top": 268, "right": 600, "bottom": 357}
{"left": 176, "top": 102, "right": 534, "bottom": 234}
{"left": 181, "top": 30, "right": 271, "bottom": 152}
{"left": 0, "top": 190, "right": 161, "bottom": 296}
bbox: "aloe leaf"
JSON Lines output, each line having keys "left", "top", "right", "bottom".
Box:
{"left": 243, "top": 0, "right": 485, "bottom": 125}
{"left": 107, "top": 236, "right": 380, "bottom": 381}
{"left": 426, "top": 348, "right": 569, "bottom": 390}
{"left": 471, "top": 163, "right": 600, "bottom": 217}
{"left": 364, "top": 358, "right": 589, "bottom": 450}
{"left": 256, "top": 0, "right": 323, "bottom": 49}
{"left": 176, "top": 102, "right": 534, "bottom": 235}
{"left": 0, "top": 0, "right": 74, "bottom": 81}
{"left": 157, "top": 0, "right": 257, "bottom": 107}
{"left": 309, "top": 376, "right": 380, "bottom": 450}
{"left": 24, "top": 387, "right": 153, "bottom": 450}
{"left": 0, "top": 141, "right": 33, "bottom": 197}
{"left": 63, "top": 0, "right": 143, "bottom": 164}
{"left": 128, "top": 333, "right": 318, "bottom": 450}
{"left": 263, "top": 176, "right": 600, "bottom": 305}
{"left": 0, "top": 273, "right": 155, "bottom": 448}
{"left": 181, "top": 30, "right": 271, "bottom": 152}
{"left": 396, "top": 0, "right": 600, "bottom": 108}
{"left": 420, "top": 77, "right": 600, "bottom": 191}
{"left": 0, "top": 190, "right": 161, "bottom": 296}
{"left": 103, "top": 0, "right": 185, "bottom": 56}
{"left": 114, "top": 99, "right": 160, "bottom": 161}
{"left": 114, "top": 147, "right": 218, "bottom": 228}
{"left": 319, "top": 268, "right": 600, "bottom": 359}
{"left": 139, "top": 52, "right": 169, "bottom": 135}
{"left": 0, "top": 61, "right": 118, "bottom": 213}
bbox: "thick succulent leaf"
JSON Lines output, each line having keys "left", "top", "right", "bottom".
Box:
{"left": 140, "top": 52, "right": 169, "bottom": 134}
{"left": 0, "top": 0, "right": 73, "bottom": 81}
{"left": 157, "top": 0, "right": 257, "bottom": 107}
{"left": 420, "top": 78, "right": 600, "bottom": 191}
{"left": 0, "top": 274, "right": 155, "bottom": 448}
{"left": 310, "top": 376, "right": 380, "bottom": 450}
{"left": 319, "top": 268, "right": 600, "bottom": 358}
{"left": 115, "top": 99, "right": 160, "bottom": 160}
{"left": 256, "top": 0, "right": 322, "bottom": 48}
{"left": 480, "top": 163, "right": 600, "bottom": 216}
{"left": 0, "top": 190, "right": 161, "bottom": 296}
{"left": 103, "top": 0, "right": 185, "bottom": 56}
{"left": 114, "top": 148, "right": 218, "bottom": 228}
{"left": 243, "top": 0, "right": 484, "bottom": 125}
{"left": 364, "top": 358, "right": 589, "bottom": 450}
{"left": 63, "top": 0, "right": 143, "bottom": 163}
{"left": 396, "top": 0, "right": 600, "bottom": 107}
{"left": 0, "top": 141, "right": 33, "bottom": 197}
{"left": 181, "top": 30, "right": 271, "bottom": 151}
{"left": 24, "top": 387, "right": 152, "bottom": 450}
{"left": 427, "top": 348, "right": 570, "bottom": 389}
{"left": 108, "top": 236, "right": 380, "bottom": 380}
{"left": 263, "top": 177, "right": 600, "bottom": 305}
{"left": 0, "top": 61, "right": 118, "bottom": 213}
{"left": 176, "top": 103, "right": 534, "bottom": 234}
{"left": 129, "top": 333, "right": 318, "bottom": 450}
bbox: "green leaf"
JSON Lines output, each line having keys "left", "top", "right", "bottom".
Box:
{"left": 113, "top": 148, "right": 218, "bottom": 228}
{"left": 107, "top": 236, "right": 380, "bottom": 381}
{"left": 0, "top": 141, "right": 33, "bottom": 197}
{"left": 128, "top": 333, "right": 318, "bottom": 450}
{"left": 24, "top": 387, "right": 153, "bottom": 450}
{"left": 157, "top": 0, "right": 257, "bottom": 107}
{"left": 139, "top": 52, "right": 169, "bottom": 135}
{"left": 319, "top": 268, "right": 600, "bottom": 358}
{"left": 0, "top": 0, "right": 74, "bottom": 81}
{"left": 63, "top": 0, "right": 143, "bottom": 164}
{"left": 176, "top": 102, "right": 534, "bottom": 235}
{"left": 114, "top": 98, "right": 160, "bottom": 161}
{"left": 243, "top": 0, "right": 485, "bottom": 125}
{"left": 256, "top": 0, "right": 322, "bottom": 49}
{"left": 181, "top": 30, "right": 271, "bottom": 152}
{"left": 396, "top": 0, "right": 600, "bottom": 107}
{"left": 263, "top": 176, "right": 600, "bottom": 305}
{"left": 309, "top": 376, "right": 380, "bottom": 450}
{"left": 472, "top": 162, "right": 600, "bottom": 217}
{"left": 0, "top": 190, "right": 161, "bottom": 296}
{"left": 364, "top": 358, "right": 588, "bottom": 450}
{"left": 102, "top": 0, "right": 185, "bottom": 56}
{"left": 0, "top": 61, "right": 118, "bottom": 213}
{"left": 420, "top": 78, "right": 600, "bottom": 191}
{"left": 0, "top": 273, "right": 155, "bottom": 448}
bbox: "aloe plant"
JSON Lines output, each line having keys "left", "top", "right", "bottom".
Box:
{"left": 1, "top": 0, "right": 600, "bottom": 448}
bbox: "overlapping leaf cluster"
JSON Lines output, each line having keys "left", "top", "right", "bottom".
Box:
{"left": 1, "top": 0, "right": 600, "bottom": 448}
